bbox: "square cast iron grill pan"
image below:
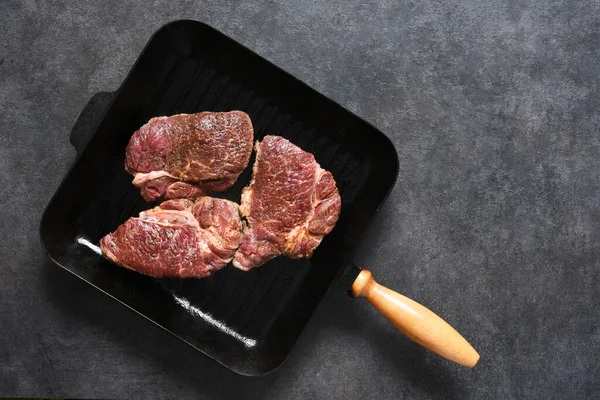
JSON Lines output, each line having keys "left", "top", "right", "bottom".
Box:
{"left": 40, "top": 20, "right": 399, "bottom": 375}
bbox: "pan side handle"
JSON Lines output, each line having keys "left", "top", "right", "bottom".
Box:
{"left": 351, "top": 269, "right": 480, "bottom": 368}
{"left": 69, "top": 91, "right": 115, "bottom": 155}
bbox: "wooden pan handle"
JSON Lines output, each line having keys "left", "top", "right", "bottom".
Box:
{"left": 351, "top": 269, "right": 479, "bottom": 368}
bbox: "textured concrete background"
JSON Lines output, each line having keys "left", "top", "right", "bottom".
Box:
{"left": 2, "top": 0, "right": 600, "bottom": 398}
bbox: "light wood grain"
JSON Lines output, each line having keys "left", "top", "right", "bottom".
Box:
{"left": 351, "top": 269, "right": 480, "bottom": 368}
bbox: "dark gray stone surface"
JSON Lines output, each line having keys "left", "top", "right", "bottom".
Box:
{"left": 1, "top": 0, "right": 600, "bottom": 398}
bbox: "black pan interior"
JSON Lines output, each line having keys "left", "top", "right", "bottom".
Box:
{"left": 40, "top": 20, "right": 398, "bottom": 375}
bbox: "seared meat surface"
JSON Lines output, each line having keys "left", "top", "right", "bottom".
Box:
{"left": 126, "top": 111, "right": 253, "bottom": 201}
{"left": 233, "top": 136, "right": 341, "bottom": 270}
{"left": 100, "top": 197, "right": 243, "bottom": 278}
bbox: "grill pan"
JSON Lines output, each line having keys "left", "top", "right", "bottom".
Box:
{"left": 40, "top": 20, "right": 477, "bottom": 375}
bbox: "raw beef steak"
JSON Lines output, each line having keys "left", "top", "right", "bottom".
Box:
{"left": 126, "top": 111, "right": 253, "bottom": 201}
{"left": 233, "top": 135, "right": 341, "bottom": 270}
{"left": 100, "top": 197, "right": 243, "bottom": 278}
